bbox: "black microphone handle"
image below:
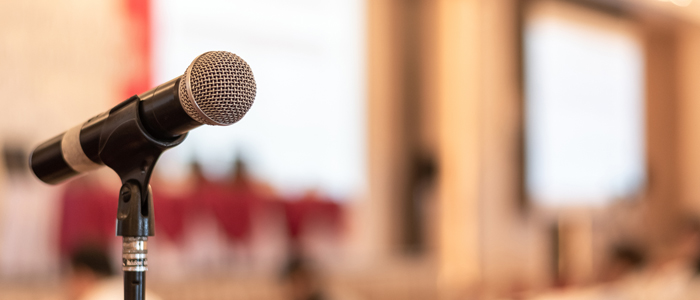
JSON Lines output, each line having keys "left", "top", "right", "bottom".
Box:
{"left": 30, "top": 111, "right": 108, "bottom": 184}
{"left": 30, "top": 77, "right": 201, "bottom": 185}
{"left": 138, "top": 77, "right": 201, "bottom": 140}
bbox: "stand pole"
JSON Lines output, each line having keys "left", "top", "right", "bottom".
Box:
{"left": 123, "top": 237, "right": 148, "bottom": 300}
{"left": 115, "top": 181, "right": 155, "bottom": 300}
{"left": 124, "top": 271, "right": 146, "bottom": 300}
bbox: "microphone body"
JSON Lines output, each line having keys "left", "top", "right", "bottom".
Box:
{"left": 30, "top": 51, "right": 256, "bottom": 184}
{"left": 30, "top": 78, "right": 192, "bottom": 184}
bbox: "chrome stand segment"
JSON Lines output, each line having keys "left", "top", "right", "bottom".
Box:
{"left": 122, "top": 237, "right": 148, "bottom": 272}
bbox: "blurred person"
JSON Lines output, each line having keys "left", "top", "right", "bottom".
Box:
{"left": 211, "top": 157, "right": 260, "bottom": 244}
{"left": 67, "top": 246, "right": 115, "bottom": 299}
{"left": 222, "top": 157, "right": 291, "bottom": 272}
{"left": 227, "top": 155, "right": 276, "bottom": 197}
{"left": 230, "top": 156, "right": 255, "bottom": 189}
{"left": 284, "top": 190, "right": 343, "bottom": 242}
{"left": 175, "top": 161, "right": 230, "bottom": 273}
{"left": 282, "top": 189, "right": 345, "bottom": 267}
{"left": 67, "top": 245, "right": 161, "bottom": 300}
{"left": 205, "top": 157, "right": 260, "bottom": 269}
{"left": 583, "top": 243, "right": 648, "bottom": 300}
{"left": 150, "top": 171, "right": 197, "bottom": 244}
{"left": 623, "top": 214, "right": 700, "bottom": 300}
{"left": 279, "top": 253, "right": 363, "bottom": 300}
{"left": 599, "top": 243, "right": 646, "bottom": 283}
{"left": 281, "top": 254, "right": 326, "bottom": 300}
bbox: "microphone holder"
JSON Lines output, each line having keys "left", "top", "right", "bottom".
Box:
{"left": 98, "top": 95, "right": 186, "bottom": 300}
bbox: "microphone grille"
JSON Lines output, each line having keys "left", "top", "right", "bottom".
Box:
{"left": 179, "top": 51, "right": 257, "bottom": 126}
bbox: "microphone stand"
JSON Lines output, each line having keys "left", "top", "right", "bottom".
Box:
{"left": 98, "top": 96, "right": 186, "bottom": 300}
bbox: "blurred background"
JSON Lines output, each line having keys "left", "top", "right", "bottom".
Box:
{"left": 3, "top": 0, "right": 700, "bottom": 299}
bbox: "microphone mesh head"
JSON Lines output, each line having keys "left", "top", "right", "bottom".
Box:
{"left": 179, "top": 51, "right": 256, "bottom": 125}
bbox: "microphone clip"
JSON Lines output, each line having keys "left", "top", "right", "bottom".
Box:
{"left": 97, "top": 95, "right": 186, "bottom": 300}
{"left": 98, "top": 95, "right": 186, "bottom": 237}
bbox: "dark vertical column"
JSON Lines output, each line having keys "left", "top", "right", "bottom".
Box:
{"left": 124, "top": 271, "right": 146, "bottom": 300}
{"left": 397, "top": 0, "right": 438, "bottom": 255}
{"left": 643, "top": 23, "right": 681, "bottom": 235}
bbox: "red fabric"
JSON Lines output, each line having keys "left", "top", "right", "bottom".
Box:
{"left": 151, "top": 180, "right": 264, "bottom": 244}
{"left": 58, "top": 181, "right": 117, "bottom": 257}
{"left": 151, "top": 188, "right": 192, "bottom": 243}
{"left": 58, "top": 178, "right": 348, "bottom": 250}
{"left": 202, "top": 182, "right": 261, "bottom": 243}
{"left": 122, "top": 0, "right": 152, "bottom": 100}
{"left": 283, "top": 195, "right": 344, "bottom": 241}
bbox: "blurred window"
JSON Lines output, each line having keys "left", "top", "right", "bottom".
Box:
{"left": 524, "top": 1, "right": 645, "bottom": 206}
{"left": 151, "top": 0, "right": 366, "bottom": 199}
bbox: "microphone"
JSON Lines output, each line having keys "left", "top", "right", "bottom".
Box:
{"left": 30, "top": 51, "right": 257, "bottom": 184}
